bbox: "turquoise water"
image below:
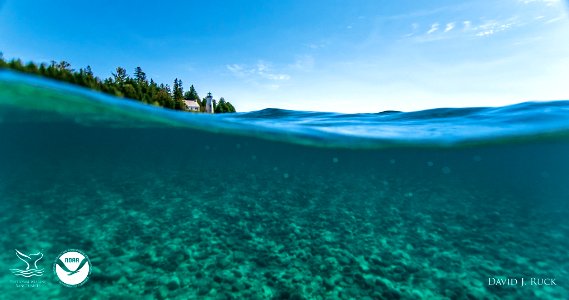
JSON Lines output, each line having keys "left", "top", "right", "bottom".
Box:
{"left": 1, "top": 70, "right": 569, "bottom": 299}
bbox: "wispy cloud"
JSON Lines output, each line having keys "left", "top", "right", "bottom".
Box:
{"left": 445, "top": 22, "right": 455, "bottom": 32}
{"left": 519, "top": 0, "right": 561, "bottom": 6}
{"left": 226, "top": 61, "right": 291, "bottom": 89}
{"left": 444, "top": 22, "right": 456, "bottom": 32}
{"left": 256, "top": 62, "right": 291, "bottom": 80}
{"left": 403, "top": 23, "right": 420, "bottom": 37}
{"left": 226, "top": 64, "right": 252, "bottom": 78}
{"left": 545, "top": 15, "right": 566, "bottom": 24}
{"left": 227, "top": 62, "right": 290, "bottom": 81}
{"left": 289, "top": 55, "right": 315, "bottom": 71}
{"left": 408, "top": 17, "right": 523, "bottom": 42}
{"left": 474, "top": 20, "right": 517, "bottom": 37}
{"left": 427, "top": 23, "right": 439, "bottom": 34}
{"left": 397, "top": 0, "right": 565, "bottom": 44}
{"left": 383, "top": 5, "right": 464, "bottom": 20}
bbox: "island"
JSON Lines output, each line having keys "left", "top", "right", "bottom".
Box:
{"left": 0, "top": 53, "right": 236, "bottom": 113}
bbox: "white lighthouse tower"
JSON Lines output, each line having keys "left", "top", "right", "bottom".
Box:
{"left": 205, "top": 92, "right": 214, "bottom": 114}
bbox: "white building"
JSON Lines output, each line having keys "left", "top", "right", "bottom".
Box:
{"left": 183, "top": 100, "right": 200, "bottom": 112}
{"left": 205, "top": 92, "right": 214, "bottom": 114}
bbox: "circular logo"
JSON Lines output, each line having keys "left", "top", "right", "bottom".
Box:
{"left": 53, "top": 249, "right": 91, "bottom": 287}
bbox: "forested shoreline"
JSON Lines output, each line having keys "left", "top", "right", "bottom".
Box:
{"left": 0, "top": 53, "right": 236, "bottom": 113}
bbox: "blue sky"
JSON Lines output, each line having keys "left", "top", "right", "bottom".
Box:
{"left": 1, "top": 0, "right": 568, "bottom": 112}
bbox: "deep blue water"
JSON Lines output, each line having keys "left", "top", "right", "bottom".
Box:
{"left": 1, "top": 70, "right": 569, "bottom": 299}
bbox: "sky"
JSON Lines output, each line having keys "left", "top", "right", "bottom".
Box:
{"left": 1, "top": 0, "right": 568, "bottom": 113}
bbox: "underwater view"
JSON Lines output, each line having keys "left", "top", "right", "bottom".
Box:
{"left": 1, "top": 71, "right": 568, "bottom": 299}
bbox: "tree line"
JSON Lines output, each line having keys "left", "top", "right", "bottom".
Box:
{"left": 0, "top": 53, "right": 236, "bottom": 113}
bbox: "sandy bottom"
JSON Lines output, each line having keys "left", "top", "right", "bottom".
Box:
{"left": 0, "top": 168, "right": 568, "bottom": 300}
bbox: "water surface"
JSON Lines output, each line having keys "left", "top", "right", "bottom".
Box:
{"left": 1, "top": 71, "right": 568, "bottom": 299}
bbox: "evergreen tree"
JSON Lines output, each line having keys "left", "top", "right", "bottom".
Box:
{"left": 112, "top": 67, "right": 128, "bottom": 85}
{"left": 25, "top": 61, "right": 38, "bottom": 74}
{"left": 215, "top": 97, "right": 225, "bottom": 113}
{"left": 122, "top": 84, "right": 138, "bottom": 99}
{"left": 184, "top": 84, "right": 199, "bottom": 100}
{"left": 57, "top": 61, "right": 72, "bottom": 72}
{"left": 225, "top": 102, "right": 236, "bottom": 113}
{"left": 214, "top": 97, "right": 236, "bottom": 113}
{"left": 0, "top": 55, "right": 237, "bottom": 113}
{"left": 38, "top": 63, "right": 46, "bottom": 75}
{"left": 172, "top": 78, "right": 184, "bottom": 100}
{"left": 153, "top": 89, "right": 171, "bottom": 107}
{"left": 134, "top": 67, "right": 146, "bottom": 84}
{"left": 85, "top": 65, "right": 94, "bottom": 77}
{"left": 172, "top": 79, "right": 186, "bottom": 110}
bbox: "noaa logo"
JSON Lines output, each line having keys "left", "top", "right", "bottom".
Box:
{"left": 53, "top": 249, "right": 91, "bottom": 287}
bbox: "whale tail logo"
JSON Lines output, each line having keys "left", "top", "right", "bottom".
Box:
{"left": 10, "top": 249, "right": 44, "bottom": 277}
